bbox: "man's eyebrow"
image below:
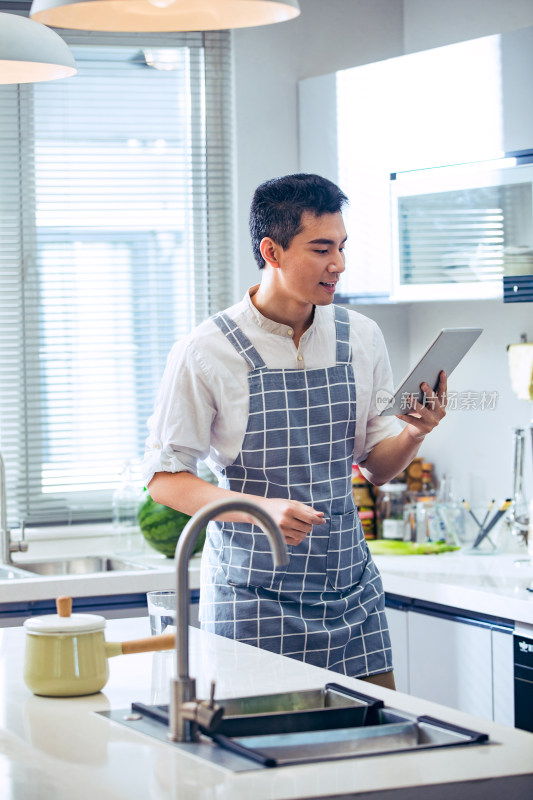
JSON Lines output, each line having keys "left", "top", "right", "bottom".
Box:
{"left": 307, "top": 236, "right": 348, "bottom": 245}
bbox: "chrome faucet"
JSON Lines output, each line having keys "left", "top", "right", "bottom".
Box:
{"left": 507, "top": 427, "right": 529, "bottom": 544}
{"left": 0, "top": 452, "right": 28, "bottom": 564}
{"left": 168, "top": 497, "right": 289, "bottom": 742}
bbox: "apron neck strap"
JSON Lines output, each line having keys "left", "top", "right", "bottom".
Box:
{"left": 212, "top": 311, "right": 266, "bottom": 370}
{"left": 333, "top": 305, "right": 352, "bottom": 364}
{"left": 214, "top": 306, "right": 351, "bottom": 368}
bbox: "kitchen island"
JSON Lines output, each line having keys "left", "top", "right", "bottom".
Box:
{"left": 2, "top": 531, "right": 532, "bottom": 740}
{"left": 2, "top": 533, "right": 532, "bottom": 722}
{"left": 1, "top": 615, "right": 532, "bottom": 800}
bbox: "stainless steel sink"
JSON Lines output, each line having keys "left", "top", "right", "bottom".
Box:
{"left": 13, "top": 555, "right": 155, "bottom": 576}
{"left": 101, "top": 683, "right": 489, "bottom": 771}
{"left": 215, "top": 707, "right": 488, "bottom": 767}
{"left": 220, "top": 686, "right": 363, "bottom": 715}
{"left": 130, "top": 684, "right": 379, "bottom": 739}
{"left": 0, "top": 563, "right": 32, "bottom": 580}
{"left": 213, "top": 685, "right": 375, "bottom": 737}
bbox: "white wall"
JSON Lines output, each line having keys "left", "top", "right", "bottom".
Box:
{"left": 396, "top": 1, "right": 533, "bottom": 502}
{"left": 232, "top": 0, "right": 404, "bottom": 296}
{"left": 360, "top": 301, "right": 533, "bottom": 504}
{"left": 403, "top": 0, "right": 533, "bottom": 53}
{"left": 232, "top": 0, "right": 533, "bottom": 504}
{"left": 233, "top": 0, "right": 533, "bottom": 293}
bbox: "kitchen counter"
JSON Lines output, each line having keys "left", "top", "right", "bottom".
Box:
{"left": 2, "top": 528, "right": 532, "bottom": 628}
{"left": 376, "top": 550, "right": 533, "bottom": 627}
{"left": 1, "top": 616, "right": 532, "bottom": 799}
{"left": 1, "top": 528, "right": 178, "bottom": 605}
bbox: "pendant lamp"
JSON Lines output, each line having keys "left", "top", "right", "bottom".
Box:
{"left": 0, "top": 13, "right": 77, "bottom": 83}
{"left": 29, "top": 0, "right": 300, "bottom": 33}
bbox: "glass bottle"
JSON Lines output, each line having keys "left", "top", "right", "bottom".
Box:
{"left": 421, "top": 462, "right": 436, "bottom": 497}
{"left": 436, "top": 474, "right": 463, "bottom": 545}
{"left": 377, "top": 483, "right": 408, "bottom": 540}
{"left": 112, "top": 460, "right": 144, "bottom": 555}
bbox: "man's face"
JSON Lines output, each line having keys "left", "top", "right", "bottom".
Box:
{"left": 271, "top": 211, "right": 347, "bottom": 307}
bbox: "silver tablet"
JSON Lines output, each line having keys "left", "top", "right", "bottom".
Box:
{"left": 378, "top": 327, "right": 483, "bottom": 416}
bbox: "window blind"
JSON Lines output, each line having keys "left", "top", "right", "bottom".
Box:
{"left": 0, "top": 28, "right": 233, "bottom": 526}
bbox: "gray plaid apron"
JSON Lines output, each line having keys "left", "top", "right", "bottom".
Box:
{"left": 199, "top": 305, "right": 392, "bottom": 678}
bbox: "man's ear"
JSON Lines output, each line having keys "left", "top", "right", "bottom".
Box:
{"left": 259, "top": 237, "right": 281, "bottom": 268}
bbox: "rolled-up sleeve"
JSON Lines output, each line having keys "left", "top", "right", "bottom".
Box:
{"left": 142, "top": 339, "right": 216, "bottom": 489}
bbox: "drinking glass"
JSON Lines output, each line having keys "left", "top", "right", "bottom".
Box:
{"left": 147, "top": 591, "right": 176, "bottom": 635}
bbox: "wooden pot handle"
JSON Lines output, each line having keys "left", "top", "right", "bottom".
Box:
{"left": 56, "top": 596, "right": 72, "bottom": 617}
{"left": 120, "top": 631, "right": 175, "bottom": 655}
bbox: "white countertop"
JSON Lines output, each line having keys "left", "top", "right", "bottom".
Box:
{"left": 1, "top": 531, "right": 179, "bottom": 604}
{"left": 2, "top": 530, "right": 532, "bottom": 627}
{"left": 1, "top": 616, "right": 532, "bottom": 800}
{"left": 375, "top": 550, "right": 533, "bottom": 626}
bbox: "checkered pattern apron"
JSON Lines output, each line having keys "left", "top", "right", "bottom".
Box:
{"left": 199, "top": 305, "right": 392, "bottom": 678}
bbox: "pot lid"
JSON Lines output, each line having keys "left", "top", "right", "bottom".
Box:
{"left": 23, "top": 595, "right": 106, "bottom": 634}
{"left": 24, "top": 613, "right": 106, "bottom": 634}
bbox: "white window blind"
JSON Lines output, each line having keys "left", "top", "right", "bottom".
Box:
{"left": 0, "top": 28, "right": 233, "bottom": 526}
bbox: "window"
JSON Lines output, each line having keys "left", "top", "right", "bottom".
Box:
{"left": 0, "top": 30, "right": 233, "bottom": 525}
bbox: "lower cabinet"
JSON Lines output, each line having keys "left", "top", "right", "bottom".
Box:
{"left": 492, "top": 628, "right": 515, "bottom": 727}
{"left": 1, "top": 591, "right": 201, "bottom": 629}
{"left": 0, "top": 594, "right": 149, "bottom": 627}
{"left": 407, "top": 610, "right": 493, "bottom": 720}
{"left": 385, "top": 595, "right": 515, "bottom": 725}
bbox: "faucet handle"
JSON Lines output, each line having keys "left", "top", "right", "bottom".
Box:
{"left": 19, "top": 520, "right": 28, "bottom": 551}
{"left": 180, "top": 694, "right": 225, "bottom": 735}
{"left": 10, "top": 520, "right": 28, "bottom": 554}
{"left": 209, "top": 680, "right": 216, "bottom": 708}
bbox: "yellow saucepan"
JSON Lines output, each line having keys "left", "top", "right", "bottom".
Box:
{"left": 23, "top": 595, "right": 175, "bottom": 697}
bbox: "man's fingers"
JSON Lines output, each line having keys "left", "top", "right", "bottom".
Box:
{"left": 283, "top": 526, "right": 308, "bottom": 545}
{"left": 420, "top": 383, "right": 447, "bottom": 419}
{"left": 285, "top": 533, "right": 306, "bottom": 545}
{"left": 259, "top": 497, "right": 325, "bottom": 546}
{"left": 397, "top": 383, "right": 447, "bottom": 438}
{"left": 421, "top": 371, "right": 447, "bottom": 410}
{"left": 282, "top": 506, "right": 326, "bottom": 545}
{"left": 292, "top": 504, "right": 325, "bottom": 525}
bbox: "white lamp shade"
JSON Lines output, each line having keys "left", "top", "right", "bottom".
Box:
{"left": 0, "top": 12, "right": 77, "bottom": 84}
{"left": 30, "top": 0, "right": 300, "bottom": 33}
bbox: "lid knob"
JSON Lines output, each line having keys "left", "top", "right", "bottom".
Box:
{"left": 56, "top": 596, "right": 72, "bottom": 617}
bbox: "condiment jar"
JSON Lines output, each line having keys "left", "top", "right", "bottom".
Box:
{"left": 377, "top": 483, "right": 408, "bottom": 540}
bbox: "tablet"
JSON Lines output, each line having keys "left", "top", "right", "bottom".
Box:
{"left": 378, "top": 327, "right": 483, "bottom": 416}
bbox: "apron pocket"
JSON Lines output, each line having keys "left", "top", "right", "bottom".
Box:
{"left": 326, "top": 510, "right": 366, "bottom": 592}
{"left": 220, "top": 523, "right": 291, "bottom": 589}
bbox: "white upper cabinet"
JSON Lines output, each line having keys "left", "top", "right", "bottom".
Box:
{"left": 298, "top": 26, "right": 533, "bottom": 301}
{"left": 501, "top": 27, "right": 533, "bottom": 155}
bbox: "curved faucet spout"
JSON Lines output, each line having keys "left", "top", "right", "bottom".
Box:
{"left": 170, "top": 497, "right": 288, "bottom": 742}
{"left": 175, "top": 498, "right": 288, "bottom": 680}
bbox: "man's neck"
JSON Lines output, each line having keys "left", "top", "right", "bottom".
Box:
{"left": 251, "top": 284, "right": 314, "bottom": 346}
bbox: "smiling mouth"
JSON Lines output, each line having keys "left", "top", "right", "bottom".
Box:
{"left": 320, "top": 281, "right": 336, "bottom": 289}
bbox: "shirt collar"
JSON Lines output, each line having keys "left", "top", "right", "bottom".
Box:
{"left": 243, "top": 285, "right": 326, "bottom": 340}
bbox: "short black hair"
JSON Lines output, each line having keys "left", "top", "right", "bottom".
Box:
{"left": 249, "top": 173, "right": 348, "bottom": 269}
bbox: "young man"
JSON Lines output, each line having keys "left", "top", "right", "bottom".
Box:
{"left": 143, "top": 174, "right": 446, "bottom": 689}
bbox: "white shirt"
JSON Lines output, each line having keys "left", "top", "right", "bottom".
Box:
{"left": 142, "top": 287, "right": 402, "bottom": 488}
